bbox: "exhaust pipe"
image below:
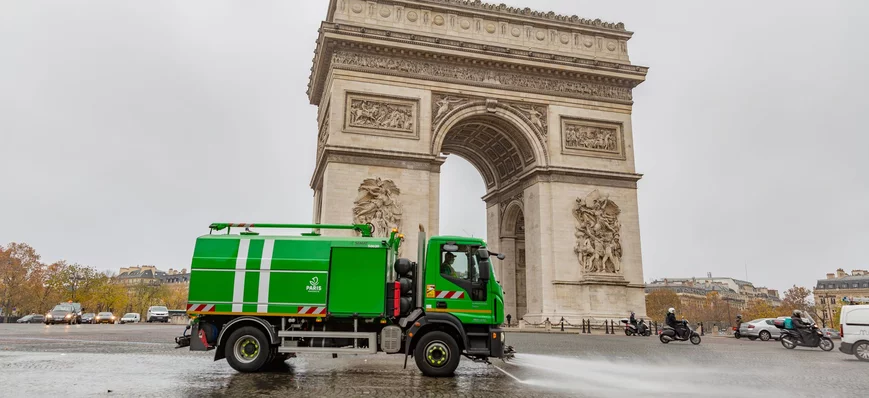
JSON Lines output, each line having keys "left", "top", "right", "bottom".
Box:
{"left": 415, "top": 224, "right": 426, "bottom": 309}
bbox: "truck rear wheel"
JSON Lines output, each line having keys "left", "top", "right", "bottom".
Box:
{"left": 414, "top": 331, "right": 460, "bottom": 377}
{"left": 225, "top": 326, "right": 271, "bottom": 373}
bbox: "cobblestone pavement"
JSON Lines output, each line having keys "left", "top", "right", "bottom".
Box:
{"left": 0, "top": 324, "right": 862, "bottom": 397}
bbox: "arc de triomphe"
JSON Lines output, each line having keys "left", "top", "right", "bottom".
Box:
{"left": 308, "top": 0, "right": 649, "bottom": 321}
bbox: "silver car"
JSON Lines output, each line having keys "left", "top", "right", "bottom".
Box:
{"left": 738, "top": 318, "right": 782, "bottom": 341}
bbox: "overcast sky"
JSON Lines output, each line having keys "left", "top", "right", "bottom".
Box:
{"left": 1, "top": 0, "right": 867, "bottom": 293}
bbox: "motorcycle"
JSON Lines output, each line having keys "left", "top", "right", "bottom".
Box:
{"left": 660, "top": 319, "right": 701, "bottom": 345}
{"left": 778, "top": 322, "right": 834, "bottom": 351}
{"left": 621, "top": 318, "right": 651, "bottom": 336}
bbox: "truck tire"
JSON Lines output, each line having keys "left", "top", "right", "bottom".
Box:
{"left": 225, "top": 326, "right": 271, "bottom": 373}
{"left": 414, "top": 331, "right": 460, "bottom": 377}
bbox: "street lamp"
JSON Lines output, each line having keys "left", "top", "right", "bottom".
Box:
{"left": 70, "top": 273, "right": 84, "bottom": 301}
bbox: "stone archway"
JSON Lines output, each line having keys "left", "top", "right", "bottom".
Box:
{"left": 499, "top": 199, "right": 527, "bottom": 321}
{"left": 308, "top": 0, "right": 650, "bottom": 321}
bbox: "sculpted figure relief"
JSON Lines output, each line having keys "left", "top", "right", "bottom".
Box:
{"left": 573, "top": 190, "right": 622, "bottom": 274}
{"left": 433, "top": 94, "right": 468, "bottom": 125}
{"left": 349, "top": 99, "right": 415, "bottom": 132}
{"left": 512, "top": 104, "right": 548, "bottom": 135}
{"left": 564, "top": 124, "right": 618, "bottom": 152}
{"left": 352, "top": 177, "right": 403, "bottom": 238}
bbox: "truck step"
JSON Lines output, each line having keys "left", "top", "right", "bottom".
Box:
{"left": 278, "top": 346, "right": 376, "bottom": 354}
{"left": 277, "top": 331, "right": 378, "bottom": 355}
{"left": 466, "top": 332, "right": 490, "bottom": 337}
{"left": 277, "top": 331, "right": 376, "bottom": 339}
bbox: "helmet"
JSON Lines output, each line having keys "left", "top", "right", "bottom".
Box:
{"left": 668, "top": 308, "right": 675, "bottom": 314}
{"left": 792, "top": 310, "right": 801, "bottom": 317}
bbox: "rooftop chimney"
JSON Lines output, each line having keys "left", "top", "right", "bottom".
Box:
{"left": 827, "top": 273, "right": 836, "bottom": 279}
{"left": 836, "top": 269, "right": 847, "bottom": 278}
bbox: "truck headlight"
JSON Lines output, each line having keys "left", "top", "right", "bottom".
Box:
{"left": 46, "top": 314, "right": 52, "bottom": 318}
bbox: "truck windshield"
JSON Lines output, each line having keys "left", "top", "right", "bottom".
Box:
{"left": 151, "top": 307, "right": 167, "bottom": 312}
{"left": 52, "top": 305, "right": 73, "bottom": 312}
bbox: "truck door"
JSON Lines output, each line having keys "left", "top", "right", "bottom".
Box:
{"left": 426, "top": 244, "right": 493, "bottom": 325}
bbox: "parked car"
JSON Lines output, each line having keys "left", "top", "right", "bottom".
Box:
{"left": 16, "top": 314, "right": 45, "bottom": 324}
{"left": 94, "top": 312, "right": 116, "bottom": 324}
{"left": 44, "top": 303, "right": 82, "bottom": 325}
{"left": 839, "top": 304, "right": 869, "bottom": 362}
{"left": 146, "top": 306, "right": 169, "bottom": 323}
{"left": 821, "top": 328, "right": 841, "bottom": 339}
{"left": 80, "top": 313, "right": 96, "bottom": 324}
{"left": 738, "top": 318, "right": 782, "bottom": 341}
{"left": 119, "top": 313, "right": 140, "bottom": 324}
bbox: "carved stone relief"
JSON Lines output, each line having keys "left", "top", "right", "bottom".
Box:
{"left": 432, "top": 93, "right": 470, "bottom": 126}
{"left": 344, "top": 92, "right": 419, "bottom": 139}
{"left": 332, "top": 51, "right": 633, "bottom": 103}
{"left": 505, "top": 102, "right": 548, "bottom": 137}
{"left": 317, "top": 118, "right": 329, "bottom": 161}
{"left": 573, "top": 190, "right": 622, "bottom": 274}
{"left": 561, "top": 117, "right": 625, "bottom": 160}
{"left": 352, "top": 177, "right": 403, "bottom": 238}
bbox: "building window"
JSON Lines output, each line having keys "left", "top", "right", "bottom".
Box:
{"left": 863, "top": 283, "right": 868, "bottom": 288}
{"left": 854, "top": 283, "right": 860, "bottom": 288}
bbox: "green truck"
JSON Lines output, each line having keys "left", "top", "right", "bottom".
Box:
{"left": 176, "top": 222, "right": 514, "bottom": 377}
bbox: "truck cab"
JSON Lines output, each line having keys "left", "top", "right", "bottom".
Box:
{"left": 177, "top": 223, "right": 513, "bottom": 377}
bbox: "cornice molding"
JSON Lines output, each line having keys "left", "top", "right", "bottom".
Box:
{"left": 385, "top": 0, "right": 629, "bottom": 33}
{"left": 309, "top": 40, "right": 642, "bottom": 105}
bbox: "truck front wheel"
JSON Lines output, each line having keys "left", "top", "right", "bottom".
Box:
{"left": 414, "top": 331, "right": 460, "bottom": 377}
{"left": 225, "top": 326, "right": 271, "bottom": 373}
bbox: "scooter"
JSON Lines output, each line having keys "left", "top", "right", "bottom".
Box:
{"left": 660, "top": 319, "right": 701, "bottom": 345}
{"left": 779, "top": 323, "right": 834, "bottom": 351}
{"left": 621, "top": 318, "right": 651, "bottom": 336}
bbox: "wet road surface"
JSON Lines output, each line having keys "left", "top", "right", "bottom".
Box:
{"left": 0, "top": 324, "right": 862, "bottom": 397}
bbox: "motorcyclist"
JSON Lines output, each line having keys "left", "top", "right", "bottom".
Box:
{"left": 791, "top": 310, "right": 815, "bottom": 345}
{"left": 629, "top": 311, "right": 638, "bottom": 327}
{"left": 666, "top": 308, "right": 685, "bottom": 338}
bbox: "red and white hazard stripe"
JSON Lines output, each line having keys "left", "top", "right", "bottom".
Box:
{"left": 187, "top": 304, "right": 216, "bottom": 312}
{"left": 435, "top": 291, "right": 465, "bottom": 299}
{"left": 297, "top": 306, "right": 327, "bottom": 315}
{"left": 229, "top": 223, "right": 255, "bottom": 228}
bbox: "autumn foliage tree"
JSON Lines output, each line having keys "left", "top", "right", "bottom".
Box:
{"left": 1, "top": 241, "right": 188, "bottom": 320}
{"left": 645, "top": 289, "right": 680, "bottom": 323}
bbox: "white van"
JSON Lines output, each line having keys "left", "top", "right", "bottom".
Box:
{"left": 839, "top": 304, "right": 869, "bottom": 361}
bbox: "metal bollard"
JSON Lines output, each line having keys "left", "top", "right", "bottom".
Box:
{"left": 560, "top": 317, "right": 565, "bottom": 332}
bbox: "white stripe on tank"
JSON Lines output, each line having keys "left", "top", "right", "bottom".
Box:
{"left": 232, "top": 239, "right": 250, "bottom": 313}
{"left": 257, "top": 239, "right": 274, "bottom": 313}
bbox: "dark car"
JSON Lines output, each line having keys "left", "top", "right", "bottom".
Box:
{"left": 94, "top": 312, "right": 116, "bottom": 324}
{"left": 44, "top": 303, "right": 82, "bottom": 325}
{"left": 16, "top": 314, "right": 45, "bottom": 323}
{"left": 80, "top": 313, "right": 96, "bottom": 324}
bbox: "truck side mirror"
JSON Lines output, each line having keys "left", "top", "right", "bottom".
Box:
{"left": 477, "top": 249, "right": 491, "bottom": 281}
{"left": 496, "top": 253, "right": 506, "bottom": 260}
